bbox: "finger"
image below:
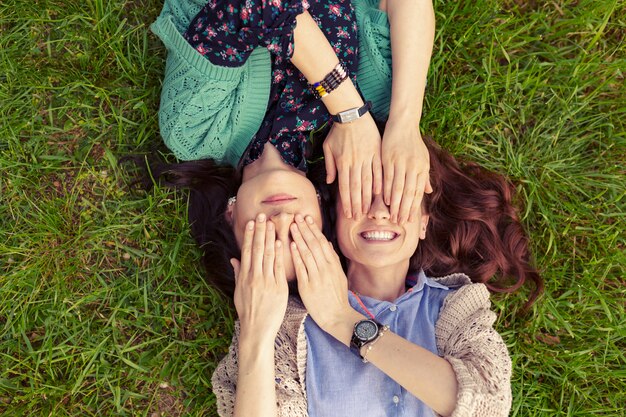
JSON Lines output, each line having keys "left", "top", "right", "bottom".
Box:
{"left": 290, "top": 241, "right": 309, "bottom": 283}
{"left": 338, "top": 165, "right": 352, "bottom": 219}
{"left": 329, "top": 241, "right": 341, "bottom": 262}
{"left": 408, "top": 174, "right": 428, "bottom": 223}
{"left": 263, "top": 221, "right": 276, "bottom": 280}
{"left": 372, "top": 151, "right": 383, "bottom": 196}
{"left": 290, "top": 221, "right": 320, "bottom": 276}
{"left": 361, "top": 160, "right": 373, "bottom": 214}
{"left": 425, "top": 177, "right": 434, "bottom": 194}
{"left": 295, "top": 215, "right": 326, "bottom": 261}
{"left": 252, "top": 213, "right": 267, "bottom": 272}
{"left": 303, "top": 215, "right": 327, "bottom": 242}
{"left": 324, "top": 143, "right": 337, "bottom": 184}
{"left": 383, "top": 160, "right": 394, "bottom": 206}
{"left": 389, "top": 169, "right": 406, "bottom": 223}
{"left": 303, "top": 216, "right": 335, "bottom": 262}
{"left": 350, "top": 165, "right": 362, "bottom": 220}
{"left": 274, "top": 240, "right": 286, "bottom": 285}
{"left": 230, "top": 258, "right": 241, "bottom": 283}
{"left": 239, "top": 220, "right": 255, "bottom": 274}
{"left": 398, "top": 170, "right": 418, "bottom": 225}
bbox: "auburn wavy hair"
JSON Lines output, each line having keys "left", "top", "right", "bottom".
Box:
{"left": 129, "top": 135, "right": 542, "bottom": 306}
{"left": 414, "top": 138, "right": 543, "bottom": 306}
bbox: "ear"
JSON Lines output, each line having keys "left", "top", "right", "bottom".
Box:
{"left": 225, "top": 201, "right": 235, "bottom": 226}
{"left": 419, "top": 214, "right": 430, "bottom": 240}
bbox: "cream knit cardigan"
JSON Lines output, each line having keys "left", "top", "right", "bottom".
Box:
{"left": 212, "top": 274, "right": 512, "bottom": 417}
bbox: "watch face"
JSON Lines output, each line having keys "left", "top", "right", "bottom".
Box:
{"left": 355, "top": 320, "right": 378, "bottom": 342}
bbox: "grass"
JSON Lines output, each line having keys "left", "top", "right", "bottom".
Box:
{"left": 1, "top": 0, "right": 624, "bottom": 415}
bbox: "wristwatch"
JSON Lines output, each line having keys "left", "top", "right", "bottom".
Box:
{"left": 350, "top": 319, "right": 383, "bottom": 357}
{"left": 331, "top": 101, "right": 372, "bottom": 124}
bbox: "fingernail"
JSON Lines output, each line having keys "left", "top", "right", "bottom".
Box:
{"left": 247, "top": 221, "right": 254, "bottom": 230}
{"left": 257, "top": 213, "right": 266, "bottom": 222}
{"left": 305, "top": 215, "right": 314, "bottom": 224}
{"left": 291, "top": 241, "right": 297, "bottom": 249}
{"left": 276, "top": 240, "right": 282, "bottom": 248}
{"left": 295, "top": 214, "right": 304, "bottom": 223}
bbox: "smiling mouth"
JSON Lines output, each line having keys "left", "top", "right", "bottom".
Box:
{"left": 262, "top": 194, "right": 297, "bottom": 205}
{"left": 360, "top": 231, "right": 398, "bottom": 241}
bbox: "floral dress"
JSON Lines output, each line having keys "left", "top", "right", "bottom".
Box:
{"left": 184, "top": 0, "right": 359, "bottom": 170}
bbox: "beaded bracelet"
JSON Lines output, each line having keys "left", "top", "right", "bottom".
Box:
{"left": 311, "top": 62, "right": 348, "bottom": 99}
{"left": 360, "top": 324, "right": 390, "bottom": 363}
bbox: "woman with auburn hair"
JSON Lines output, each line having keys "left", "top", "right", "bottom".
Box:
{"left": 147, "top": 135, "right": 542, "bottom": 416}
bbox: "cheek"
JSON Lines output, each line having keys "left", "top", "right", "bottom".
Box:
{"left": 335, "top": 221, "right": 356, "bottom": 260}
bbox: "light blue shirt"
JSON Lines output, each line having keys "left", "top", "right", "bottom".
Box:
{"left": 304, "top": 270, "right": 451, "bottom": 417}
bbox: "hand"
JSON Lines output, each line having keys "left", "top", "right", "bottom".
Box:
{"left": 323, "top": 112, "right": 383, "bottom": 219}
{"left": 381, "top": 116, "right": 433, "bottom": 224}
{"left": 231, "top": 213, "right": 289, "bottom": 342}
{"left": 289, "top": 215, "right": 356, "bottom": 336}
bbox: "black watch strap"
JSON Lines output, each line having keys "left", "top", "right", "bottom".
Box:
{"left": 331, "top": 101, "right": 372, "bottom": 124}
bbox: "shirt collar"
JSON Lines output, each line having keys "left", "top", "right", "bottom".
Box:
{"left": 348, "top": 270, "right": 449, "bottom": 317}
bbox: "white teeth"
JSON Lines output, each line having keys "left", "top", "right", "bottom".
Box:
{"left": 361, "top": 231, "right": 397, "bottom": 241}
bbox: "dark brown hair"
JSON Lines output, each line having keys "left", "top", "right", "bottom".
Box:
{"left": 129, "top": 157, "right": 334, "bottom": 299}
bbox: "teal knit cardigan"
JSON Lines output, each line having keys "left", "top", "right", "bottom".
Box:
{"left": 151, "top": 0, "right": 393, "bottom": 166}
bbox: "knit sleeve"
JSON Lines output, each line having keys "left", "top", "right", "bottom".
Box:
{"left": 151, "top": 7, "right": 271, "bottom": 164}
{"left": 435, "top": 284, "right": 512, "bottom": 417}
{"left": 211, "top": 307, "right": 310, "bottom": 417}
{"left": 184, "top": 0, "right": 309, "bottom": 65}
{"left": 211, "top": 323, "right": 240, "bottom": 417}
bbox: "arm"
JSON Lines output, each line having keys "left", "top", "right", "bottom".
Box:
{"left": 320, "top": 285, "right": 513, "bottom": 417}
{"left": 323, "top": 310, "right": 458, "bottom": 416}
{"left": 289, "top": 218, "right": 512, "bottom": 416}
{"left": 289, "top": 216, "right": 458, "bottom": 416}
{"left": 386, "top": 0, "right": 435, "bottom": 125}
{"left": 291, "top": 11, "right": 383, "bottom": 218}
{"left": 228, "top": 216, "right": 289, "bottom": 417}
{"left": 381, "top": 0, "right": 436, "bottom": 223}
{"left": 436, "top": 285, "right": 513, "bottom": 417}
{"left": 234, "top": 335, "right": 278, "bottom": 417}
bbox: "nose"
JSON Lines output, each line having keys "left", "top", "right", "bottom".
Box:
{"left": 367, "top": 193, "right": 390, "bottom": 220}
{"left": 269, "top": 212, "right": 295, "bottom": 241}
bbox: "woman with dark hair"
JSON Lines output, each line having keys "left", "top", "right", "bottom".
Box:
{"left": 153, "top": 136, "right": 542, "bottom": 416}
{"left": 152, "top": 0, "right": 435, "bottom": 224}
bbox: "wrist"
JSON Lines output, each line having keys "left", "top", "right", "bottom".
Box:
{"left": 319, "top": 308, "right": 366, "bottom": 346}
{"left": 238, "top": 332, "right": 275, "bottom": 358}
{"left": 321, "top": 80, "right": 364, "bottom": 114}
{"left": 387, "top": 104, "right": 422, "bottom": 126}
{"left": 239, "top": 325, "right": 278, "bottom": 348}
{"left": 331, "top": 101, "right": 372, "bottom": 124}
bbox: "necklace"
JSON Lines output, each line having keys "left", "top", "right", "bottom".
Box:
{"left": 349, "top": 291, "right": 376, "bottom": 319}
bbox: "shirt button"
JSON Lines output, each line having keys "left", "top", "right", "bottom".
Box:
{"left": 389, "top": 305, "right": 397, "bottom": 312}
{"left": 393, "top": 395, "right": 400, "bottom": 404}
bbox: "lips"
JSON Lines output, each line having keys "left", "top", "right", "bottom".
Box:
{"left": 360, "top": 230, "right": 398, "bottom": 241}
{"left": 262, "top": 194, "right": 297, "bottom": 205}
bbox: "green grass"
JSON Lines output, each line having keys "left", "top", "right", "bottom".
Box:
{"left": 1, "top": 0, "right": 624, "bottom": 415}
